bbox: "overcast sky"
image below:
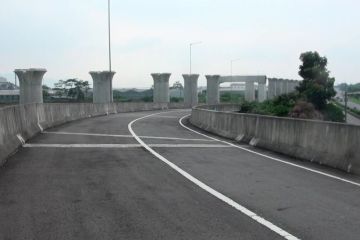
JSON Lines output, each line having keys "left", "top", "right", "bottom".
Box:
{"left": 1, "top": 0, "right": 359, "bottom": 88}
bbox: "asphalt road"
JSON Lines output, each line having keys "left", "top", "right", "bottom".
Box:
{"left": 348, "top": 100, "right": 360, "bottom": 111}
{"left": 1, "top": 110, "right": 360, "bottom": 240}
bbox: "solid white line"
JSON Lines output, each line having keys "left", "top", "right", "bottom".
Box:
{"left": 43, "top": 131, "right": 214, "bottom": 142}
{"left": 16, "top": 134, "right": 25, "bottom": 145}
{"left": 128, "top": 112, "right": 299, "bottom": 240}
{"left": 23, "top": 143, "right": 228, "bottom": 148}
{"left": 179, "top": 114, "right": 360, "bottom": 188}
{"left": 23, "top": 144, "right": 142, "bottom": 148}
{"left": 149, "top": 115, "right": 180, "bottom": 118}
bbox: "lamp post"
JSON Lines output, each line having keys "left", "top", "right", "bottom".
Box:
{"left": 189, "top": 41, "right": 202, "bottom": 75}
{"left": 345, "top": 84, "right": 348, "bottom": 122}
{"left": 108, "top": 0, "right": 112, "bottom": 72}
{"left": 107, "top": 0, "right": 113, "bottom": 101}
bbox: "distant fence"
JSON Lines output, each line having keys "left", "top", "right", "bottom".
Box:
{"left": 190, "top": 104, "right": 360, "bottom": 175}
{"left": 0, "top": 102, "right": 185, "bottom": 166}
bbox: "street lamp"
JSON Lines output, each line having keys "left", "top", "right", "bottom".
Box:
{"left": 345, "top": 84, "right": 348, "bottom": 122}
{"left": 189, "top": 41, "right": 202, "bottom": 75}
{"left": 231, "top": 58, "right": 241, "bottom": 76}
{"left": 108, "top": 0, "right": 112, "bottom": 72}
{"left": 107, "top": 0, "right": 113, "bottom": 102}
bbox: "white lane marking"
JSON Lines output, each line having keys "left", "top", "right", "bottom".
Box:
{"left": 23, "top": 143, "right": 229, "bottom": 148}
{"left": 179, "top": 114, "right": 360, "bottom": 188}
{"left": 16, "top": 134, "right": 26, "bottom": 145}
{"left": 38, "top": 123, "right": 44, "bottom": 132}
{"left": 43, "top": 131, "right": 214, "bottom": 142}
{"left": 128, "top": 112, "right": 299, "bottom": 240}
{"left": 24, "top": 144, "right": 142, "bottom": 148}
{"left": 149, "top": 115, "right": 180, "bottom": 118}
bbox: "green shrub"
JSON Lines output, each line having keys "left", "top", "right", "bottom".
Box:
{"left": 322, "top": 103, "right": 345, "bottom": 122}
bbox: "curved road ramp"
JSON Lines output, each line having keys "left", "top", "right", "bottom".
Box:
{"left": 0, "top": 103, "right": 359, "bottom": 239}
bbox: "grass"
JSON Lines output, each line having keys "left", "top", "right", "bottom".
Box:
{"left": 349, "top": 97, "right": 360, "bottom": 105}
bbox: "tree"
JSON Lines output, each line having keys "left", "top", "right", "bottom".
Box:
{"left": 53, "top": 79, "right": 90, "bottom": 101}
{"left": 171, "top": 81, "right": 184, "bottom": 98}
{"left": 171, "top": 81, "right": 184, "bottom": 90}
{"left": 42, "top": 85, "right": 51, "bottom": 99}
{"left": 297, "top": 51, "right": 336, "bottom": 109}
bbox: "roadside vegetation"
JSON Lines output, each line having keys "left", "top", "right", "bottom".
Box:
{"left": 238, "top": 51, "right": 345, "bottom": 122}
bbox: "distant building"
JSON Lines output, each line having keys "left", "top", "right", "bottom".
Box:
{"left": 0, "top": 77, "right": 19, "bottom": 103}
{"left": 220, "top": 83, "right": 246, "bottom": 92}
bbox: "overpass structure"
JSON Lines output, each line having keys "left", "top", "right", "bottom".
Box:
{"left": 1, "top": 68, "right": 359, "bottom": 240}
{"left": 12, "top": 68, "right": 300, "bottom": 107}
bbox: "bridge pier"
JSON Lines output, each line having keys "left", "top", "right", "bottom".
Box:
{"left": 258, "top": 83, "right": 267, "bottom": 102}
{"left": 245, "top": 82, "right": 255, "bottom": 102}
{"left": 206, "top": 75, "right": 220, "bottom": 105}
{"left": 183, "top": 74, "right": 199, "bottom": 107}
{"left": 275, "top": 78, "right": 283, "bottom": 96}
{"left": 267, "top": 78, "right": 275, "bottom": 100}
{"left": 89, "top": 71, "right": 115, "bottom": 104}
{"left": 14, "top": 68, "right": 47, "bottom": 104}
{"left": 151, "top": 73, "right": 171, "bottom": 103}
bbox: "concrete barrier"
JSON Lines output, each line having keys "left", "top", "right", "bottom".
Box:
{"left": 0, "top": 102, "right": 185, "bottom": 166}
{"left": 190, "top": 104, "right": 360, "bottom": 175}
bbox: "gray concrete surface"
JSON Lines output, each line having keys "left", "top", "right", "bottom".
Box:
{"left": 205, "top": 75, "right": 220, "bottom": 105}
{"left": 245, "top": 81, "right": 255, "bottom": 101}
{"left": 89, "top": 71, "right": 115, "bottom": 104}
{"left": 1, "top": 110, "right": 360, "bottom": 239}
{"left": 0, "top": 102, "right": 185, "bottom": 166}
{"left": 218, "top": 75, "right": 266, "bottom": 102}
{"left": 15, "top": 68, "right": 46, "bottom": 104}
{"left": 191, "top": 104, "right": 360, "bottom": 175}
{"left": 258, "top": 83, "right": 267, "bottom": 102}
{"left": 268, "top": 78, "right": 300, "bottom": 99}
{"left": 183, "top": 74, "right": 199, "bottom": 107}
{"left": 152, "top": 73, "right": 171, "bottom": 103}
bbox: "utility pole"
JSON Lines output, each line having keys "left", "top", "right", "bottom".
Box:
{"left": 345, "top": 85, "right": 348, "bottom": 122}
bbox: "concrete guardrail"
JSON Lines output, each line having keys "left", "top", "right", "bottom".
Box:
{"left": 190, "top": 104, "right": 360, "bottom": 175}
{"left": 0, "top": 102, "right": 185, "bottom": 166}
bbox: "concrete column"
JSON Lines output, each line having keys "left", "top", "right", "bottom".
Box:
{"left": 267, "top": 78, "right": 276, "bottom": 100}
{"left": 183, "top": 74, "right": 199, "bottom": 107}
{"left": 282, "top": 79, "right": 289, "bottom": 94}
{"left": 258, "top": 83, "right": 267, "bottom": 102}
{"left": 275, "top": 78, "right": 283, "bottom": 97}
{"left": 293, "top": 80, "right": 300, "bottom": 91}
{"left": 151, "top": 73, "right": 171, "bottom": 103}
{"left": 206, "top": 75, "right": 220, "bottom": 105}
{"left": 89, "top": 71, "right": 115, "bottom": 104}
{"left": 287, "top": 80, "right": 294, "bottom": 93}
{"left": 15, "top": 68, "right": 47, "bottom": 104}
{"left": 245, "top": 81, "right": 255, "bottom": 102}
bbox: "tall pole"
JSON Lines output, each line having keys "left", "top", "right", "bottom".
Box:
{"left": 189, "top": 41, "right": 202, "bottom": 75}
{"left": 108, "top": 0, "right": 112, "bottom": 72}
{"left": 345, "top": 85, "right": 348, "bottom": 122}
{"left": 108, "top": 0, "right": 113, "bottom": 102}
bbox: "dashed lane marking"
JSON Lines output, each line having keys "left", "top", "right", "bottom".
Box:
{"left": 128, "top": 111, "right": 299, "bottom": 240}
